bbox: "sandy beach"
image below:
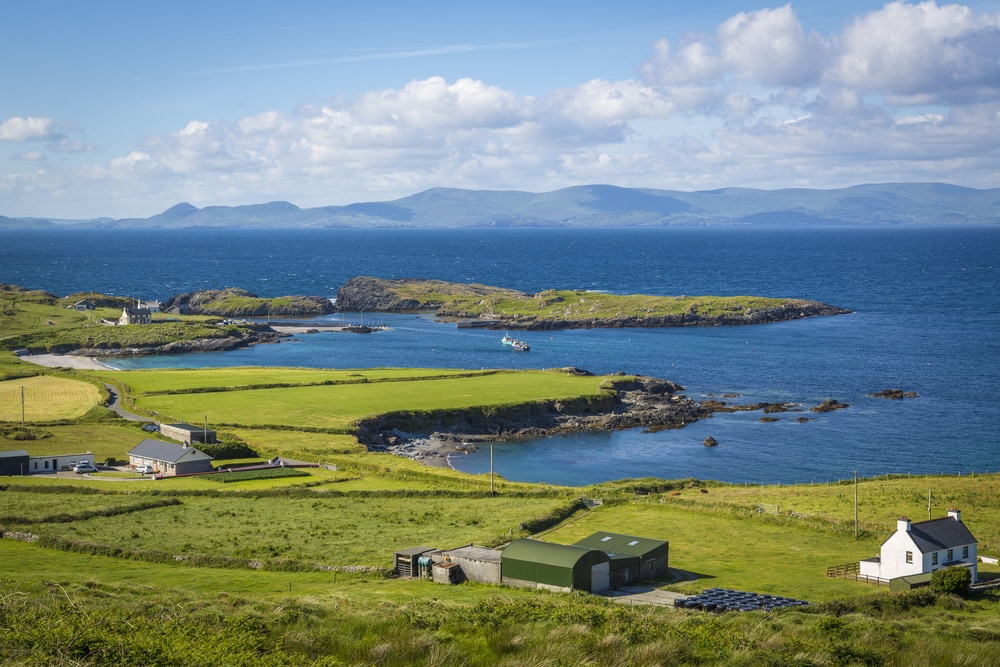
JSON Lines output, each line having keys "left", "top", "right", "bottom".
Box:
{"left": 18, "top": 354, "right": 119, "bottom": 371}
{"left": 385, "top": 437, "right": 480, "bottom": 469}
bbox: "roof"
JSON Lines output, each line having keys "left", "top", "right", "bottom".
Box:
{"left": 501, "top": 539, "right": 609, "bottom": 568}
{"left": 0, "top": 450, "right": 29, "bottom": 459}
{"left": 444, "top": 545, "right": 502, "bottom": 563}
{"left": 128, "top": 439, "right": 213, "bottom": 463}
{"left": 573, "top": 531, "right": 668, "bottom": 559}
{"left": 905, "top": 516, "right": 977, "bottom": 553}
{"left": 164, "top": 423, "right": 215, "bottom": 433}
{"left": 395, "top": 546, "right": 436, "bottom": 557}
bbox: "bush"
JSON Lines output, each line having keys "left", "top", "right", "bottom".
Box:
{"left": 931, "top": 566, "right": 971, "bottom": 596}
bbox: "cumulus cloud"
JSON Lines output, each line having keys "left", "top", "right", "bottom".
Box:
{"left": 11, "top": 151, "right": 46, "bottom": 162}
{"left": 0, "top": 117, "right": 64, "bottom": 142}
{"left": 830, "top": 1, "right": 1000, "bottom": 104}
{"left": 5, "top": 2, "right": 1000, "bottom": 219}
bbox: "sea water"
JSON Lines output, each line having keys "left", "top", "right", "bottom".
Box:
{"left": 2, "top": 226, "right": 997, "bottom": 485}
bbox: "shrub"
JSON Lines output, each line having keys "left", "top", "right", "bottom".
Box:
{"left": 931, "top": 566, "right": 971, "bottom": 597}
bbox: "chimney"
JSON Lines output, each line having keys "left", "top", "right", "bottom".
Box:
{"left": 898, "top": 517, "right": 912, "bottom": 532}
{"left": 947, "top": 508, "right": 961, "bottom": 522}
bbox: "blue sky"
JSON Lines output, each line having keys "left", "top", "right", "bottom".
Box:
{"left": 2, "top": 1, "right": 999, "bottom": 218}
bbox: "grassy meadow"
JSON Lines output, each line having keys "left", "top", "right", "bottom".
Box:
{"left": 1, "top": 290, "right": 999, "bottom": 665}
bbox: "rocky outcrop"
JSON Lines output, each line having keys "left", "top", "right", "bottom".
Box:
{"left": 335, "top": 276, "right": 851, "bottom": 330}
{"left": 356, "top": 374, "right": 711, "bottom": 449}
{"left": 163, "top": 288, "right": 335, "bottom": 317}
{"left": 869, "top": 389, "right": 919, "bottom": 399}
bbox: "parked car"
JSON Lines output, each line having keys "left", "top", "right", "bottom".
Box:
{"left": 135, "top": 465, "right": 154, "bottom": 475}
{"left": 74, "top": 464, "right": 98, "bottom": 474}
{"left": 71, "top": 461, "right": 93, "bottom": 472}
{"left": 141, "top": 423, "right": 160, "bottom": 432}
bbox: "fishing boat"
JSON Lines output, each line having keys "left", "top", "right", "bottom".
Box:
{"left": 501, "top": 333, "right": 515, "bottom": 346}
{"left": 512, "top": 340, "right": 530, "bottom": 352}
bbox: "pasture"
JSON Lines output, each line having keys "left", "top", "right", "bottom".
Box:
{"left": 0, "top": 375, "right": 101, "bottom": 421}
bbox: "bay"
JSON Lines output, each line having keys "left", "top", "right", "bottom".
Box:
{"left": 2, "top": 226, "right": 998, "bottom": 485}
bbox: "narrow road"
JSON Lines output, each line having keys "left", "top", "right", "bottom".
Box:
{"left": 104, "top": 383, "right": 149, "bottom": 422}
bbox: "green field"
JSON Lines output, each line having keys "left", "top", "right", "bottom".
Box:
{"left": 0, "top": 375, "right": 102, "bottom": 421}
{"left": 1, "top": 294, "right": 999, "bottom": 665}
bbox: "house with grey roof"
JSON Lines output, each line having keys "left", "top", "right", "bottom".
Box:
{"left": 119, "top": 306, "right": 151, "bottom": 325}
{"left": 127, "top": 438, "right": 213, "bottom": 476}
{"left": 859, "top": 509, "right": 978, "bottom": 583}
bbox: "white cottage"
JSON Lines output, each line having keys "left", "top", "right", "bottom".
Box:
{"left": 859, "top": 509, "right": 978, "bottom": 583}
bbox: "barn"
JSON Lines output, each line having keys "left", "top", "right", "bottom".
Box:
{"left": 501, "top": 538, "right": 611, "bottom": 593}
{"left": 573, "top": 531, "right": 670, "bottom": 582}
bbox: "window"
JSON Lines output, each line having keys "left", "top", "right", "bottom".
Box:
{"left": 932, "top": 552, "right": 939, "bottom": 565}
{"left": 905, "top": 551, "right": 913, "bottom": 564}
{"left": 963, "top": 546, "right": 969, "bottom": 559}
{"left": 947, "top": 549, "right": 954, "bottom": 561}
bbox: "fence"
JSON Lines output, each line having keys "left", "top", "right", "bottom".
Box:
{"left": 826, "top": 562, "right": 889, "bottom": 586}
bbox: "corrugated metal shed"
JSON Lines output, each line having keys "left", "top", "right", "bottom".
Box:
{"left": 501, "top": 538, "right": 610, "bottom": 592}
{"left": 573, "top": 531, "right": 669, "bottom": 580}
{"left": 0, "top": 450, "right": 29, "bottom": 476}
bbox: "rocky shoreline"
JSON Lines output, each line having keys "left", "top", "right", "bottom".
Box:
{"left": 364, "top": 375, "right": 860, "bottom": 469}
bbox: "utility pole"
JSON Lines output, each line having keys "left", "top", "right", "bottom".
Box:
{"left": 854, "top": 470, "right": 859, "bottom": 539}
{"left": 21, "top": 386, "right": 25, "bottom": 428}
{"left": 490, "top": 443, "right": 495, "bottom": 496}
{"left": 928, "top": 489, "right": 932, "bottom": 520}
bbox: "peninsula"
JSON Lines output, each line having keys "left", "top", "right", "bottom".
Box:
{"left": 335, "top": 276, "right": 851, "bottom": 330}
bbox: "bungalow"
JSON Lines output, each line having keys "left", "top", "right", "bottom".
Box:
{"left": 859, "top": 509, "right": 978, "bottom": 584}
{"left": 138, "top": 299, "right": 161, "bottom": 313}
{"left": 119, "top": 306, "right": 151, "bottom": 325}
{"left": 71, "top": 299, "right": 95, "bottom": 311}
{"left": 128, "top": 438, "right": 214, "bottom": 476}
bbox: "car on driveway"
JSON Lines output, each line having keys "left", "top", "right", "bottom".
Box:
{"left": 141, "top": 423, "right": 159, "bottom": 432}
{"left": 135, "top": 465, "right": 154, "bottom": 475}
{"left": 74, "top": 464, "right": 98, "bottom": 474}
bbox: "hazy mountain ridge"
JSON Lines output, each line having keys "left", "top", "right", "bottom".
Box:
{"left": 3, "top": 183, "right": 998, "bottom": 229}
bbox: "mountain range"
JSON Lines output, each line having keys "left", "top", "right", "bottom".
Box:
{"left": 3, "top": 183, "right": 998, "bottom": 229}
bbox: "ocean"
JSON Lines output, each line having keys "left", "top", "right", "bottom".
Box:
{"left": 2, "top": 226, "right": 998, "bottom": 485}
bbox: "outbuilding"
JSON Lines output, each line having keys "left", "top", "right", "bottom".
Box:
{"left": 573, "top": 531, "right": 670, "bottom": 582}
{"left": 0, "top": 450, "right": 30, "bottom": 476}
{"left": 160, "top": 423, "right": 217, "bottom": 445}
{"left": 501, "top": 538, "right": 610, "bottom": 593}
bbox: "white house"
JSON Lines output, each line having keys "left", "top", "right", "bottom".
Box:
{"left": 860, "top": 509, "right": 978, "bottom": 583}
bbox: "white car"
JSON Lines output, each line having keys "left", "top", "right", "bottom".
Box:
{"left": 135, "top": 465, "right": 154, "bottom": 475}
{"left": 74, "top": 464, "right": 98, "bottom": 474}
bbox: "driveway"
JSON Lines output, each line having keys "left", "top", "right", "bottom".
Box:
{"left": 104, "top": 383, "right": 148, "bottom": 422}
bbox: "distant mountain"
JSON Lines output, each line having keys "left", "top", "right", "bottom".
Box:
{"left": 2, "top": 183, "right": 998, "bottom": 229}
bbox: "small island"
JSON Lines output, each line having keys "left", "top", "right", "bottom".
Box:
{"left": 335, "top": 276, "right": 851, "bottom": 330}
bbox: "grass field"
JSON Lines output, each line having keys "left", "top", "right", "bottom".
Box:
{"left": 127, "top": 370, "right": 613, "bottom": 429}
{"left": 0, "top": 375, "right": 101, "bottom": 421}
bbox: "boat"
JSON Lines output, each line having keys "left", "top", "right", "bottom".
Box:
{"left": 501, "top": 333, "right": 530, "bottom": 351}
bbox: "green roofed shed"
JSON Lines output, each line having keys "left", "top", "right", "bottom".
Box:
{"left": 573, "top": 531, "right": 669, "bottom": 580}
{"left": 501, "top": 539, "right": 610, "bottom": 593}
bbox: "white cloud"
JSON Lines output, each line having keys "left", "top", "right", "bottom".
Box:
{"left": 5, "top": 2, "right": 1000, "bottom": 219}
{"left": 829, "top": 1, "right": 1000, "bottom": 104}
{"left": 0, "top": 117, "right": 64, "bottom": 142}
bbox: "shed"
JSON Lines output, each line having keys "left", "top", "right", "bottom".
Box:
{"left": 28, "top": 452, "right": 95, "bottom": 473}
{"left": 0, "top": 450, "right": 30, "bottom": 476}
{"left": 573, "top": 531, "right": 670, "bottom": 580}
{"left": 437, "top": 545, "right": 503, "bottom": 585}
{"left": 501, "top": 539, "right": 610, "bottom": 593}
{"left": 160, "top": 423, "right": 217, "bottom": 445}
{"left": 127, "top": 439, "right": 214, "bottom": 476}
{"left": 394, "top": 546, "right": 436, "bottom": 578}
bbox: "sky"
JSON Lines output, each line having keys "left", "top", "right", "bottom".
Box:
{"left": 2, "top": 1, "right": 999, "bottom": 219}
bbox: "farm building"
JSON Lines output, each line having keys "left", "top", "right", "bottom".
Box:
{"left": 859, "top": 510, "right": 978, "bottom": 584}
{"left": 160, "top": 423, "right": 217, "bottom": 445}
{"left": 128, "top": 439, "right": 214, "bottom": 476}
{"left": 573, "top": 531, "right": 670, "bottom": 583}
{"left": 394, "top": 546, "right": 436, "bottom": 578}
{"left": 0, "top": 450, "right": 30, "bottom": 476}
{"left": 501, "top": 538, "right": 611, "bottom": 593}
{"left": 27, "top": 452, "right": 96, "bottom": 474}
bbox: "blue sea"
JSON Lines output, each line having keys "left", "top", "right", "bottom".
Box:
{"left": 2, "top": 226, "right": 998, "bottom": 485}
